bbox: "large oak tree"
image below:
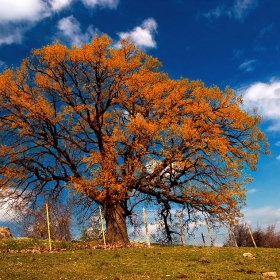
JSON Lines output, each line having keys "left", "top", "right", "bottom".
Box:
{"left": 0, "top": 35, "right": 268, "bottom": 244}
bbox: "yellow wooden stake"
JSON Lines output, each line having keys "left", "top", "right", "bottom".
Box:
{"left": 99, "top": 206, "right": 106, "bottom": 246}
{"left": 45, "top": 203, "right": 52, "bottom": 251}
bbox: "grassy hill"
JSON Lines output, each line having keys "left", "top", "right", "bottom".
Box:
{"left": 0, "top": 241, "right": 279, "bottom": 279}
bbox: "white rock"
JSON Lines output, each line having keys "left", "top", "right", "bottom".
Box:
{"left": 262, "top": 272, "right": 277, "bottom": 278}
{"left": 243, "top": 252, "right": 255, "bottom": 259}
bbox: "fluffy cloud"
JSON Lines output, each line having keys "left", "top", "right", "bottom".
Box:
{"left": 242, "top": 79, "right": 280, "bottom": 131}
{"left": 238, "top": 59, "right": 257, "bottom": 72}
{"left": 117, "top": 18, "right": 158, "bottom": 48}
{"left": 204, "top": 0, "right": 258, "bottom": 21}
{"left": 242, "top": 206, "right": 280, "bottom": 230}
{"left": 0, "top": 0, "right": 51, "bottom": 46}
{"left": 81, "top": 0, "right": 119, "bottom": 8}
{"left": 0, "top": 0, "right": 50, "bottom": 23}
{"left": 0, "top": 0, "right": 116, "bottom": 46}
{"left": 0, "top": 24, "right": 31, "bottom": 45}
{"left": 0, "top": 197, "right": 26, "bottom": 223}
{"left": 57, "top": 15, "right": 98, "bottom": 46}
{"left": 232, "top": 0, "right": 258, "bottom": 20}
{"left": 49, "top": 0, "right": 72, "bottom": 11}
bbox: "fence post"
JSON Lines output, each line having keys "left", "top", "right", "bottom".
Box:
{"left": 228, "top": 224, "right": 238, "bottom": 247}
{"left": 142, "top": 208, "right": 150, "bottom": 247}
{"left": 246, "top": 223, "right": 257, "bottom": 248}
{"left": 45, "top": 203, "right": 52, "bottom": 251}
{"left": 201, "top": 232, "right": 206, "bottom": 247}
{"left": 177, "top": 214, "right": 186, "bottom": 246}
{"left": 99, "top": 206, "right": 106, "bottom": 246}
{"left": 205, "top": 217, "right": 214, "bottom": 246}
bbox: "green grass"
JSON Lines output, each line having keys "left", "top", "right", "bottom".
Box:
{"left": 0, "top": 238, "right": 100, "bottom": 252}
{"left": 0, "top": 243, "right": 279, "bottom": 279}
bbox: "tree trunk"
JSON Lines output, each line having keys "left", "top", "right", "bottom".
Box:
{"left": 103, "top": 200, "right": 130, "bottom": 245}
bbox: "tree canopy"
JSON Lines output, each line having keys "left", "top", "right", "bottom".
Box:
{"left": 0, "top": 35, "right": 269, "bottom": 244}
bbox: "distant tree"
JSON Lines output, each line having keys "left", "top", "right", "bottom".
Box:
{"left": 230, "top": 223, "right": 254, "bottom": 247}
{"left": 228, "top": 223, "right": 280, "bottom": 248}
{"left": 260, "top": 224, "right": 280, "bottom": 248}
{"left": 20, "top": 201, "right": 71, "bottom": 241}
{"left": 0, "top": 35, "right": 269, "bottom": 244}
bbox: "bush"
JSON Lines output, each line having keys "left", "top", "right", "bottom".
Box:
{"left": 230, "top": 223, "right": 280, "bottom": 248}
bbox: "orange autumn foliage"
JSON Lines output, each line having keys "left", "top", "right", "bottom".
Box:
{"left": 0, "top": 35, "right": 269, "bottom": 244}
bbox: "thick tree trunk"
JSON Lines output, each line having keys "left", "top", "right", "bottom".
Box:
{"left": 103, "top": 200, "right": 130, "bottom": 245}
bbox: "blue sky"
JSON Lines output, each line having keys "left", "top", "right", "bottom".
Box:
{"left": 1, "top": 0, "right": 280, "bottom": 229}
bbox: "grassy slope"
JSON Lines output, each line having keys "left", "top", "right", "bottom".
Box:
{"left": 0, "top": 246, "right": 279, "bottom": 279}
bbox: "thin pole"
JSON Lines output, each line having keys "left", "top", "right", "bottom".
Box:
{"left": 45, "top": 203, "right": 52, "bottom": 251}
{"left": 229, "top": 224, "right": 238, "bottom": 247}
{"left": 246, "top": 223, "right": 257, "bottom": 248}
{"left": 201, "top": 232, "right": 206, "bottom": 247}
{"left": 99, "top": 206, "right": 106, "bottom": 246}
{"left": 205, "top": 217, "right": 214, "bottom": 246}
{"left": 143, "top": 208, "right": 150, "bottom": 247}
{"left": 177, "top": 215, "right": 186, "bottom": 246}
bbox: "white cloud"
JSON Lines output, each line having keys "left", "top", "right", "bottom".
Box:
{"left": 247, "top": 188, "right": 257, "bottom": 194}
{"left": 0, "top": 25, "right": 29, "bottom": 45}
{"left": 242, "top": 79, "right": 280, "bottom": 131}
{"left": 117, "top": 18, "right": 158, "bottom": 48}
{"left": 0, "top": 198, "right": 21, "bottom": 222}
{"left": 0, "top": 0, "right": 117, "bottom": 24}
{"left": 238, "top": 59, "right": 257, "bottom": 72}
{"left": 81, "top": 0, "right": 119, "bottom": 9}
{"left": 0, "top": 0, "right": 56, "bottom": 46}
{"left": 0, "top": 0, "right": 50, "bottom": 23}
{"left": 0, "top": 60, "right": 4, "bottom": 67}
{"left": 56, "top": 15, "right": 98, "bottom": 46}
{"left": 232, "top": 0, "right": 258, "bottom": 20}
{"left": 49, "top": 0, "right": 72, "bottom": 11}
{"left": 0, "top": 0, "right": 117, "bottom": 46}
{"left": 275, "top": 141, "right": 280, "bottom": 146}
{"left": 276, "top": 155, "right": 280, "bottom": 160}
{"left": 187, "top": 220, "right": 206, "bottom": 229}
{"left": 204, "top": 0, "right": 258, "bottom": 22}
{"left": 242, "top": 206, "right": 280, "bottom": 230}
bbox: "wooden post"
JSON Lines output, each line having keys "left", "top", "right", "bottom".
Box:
{"left": 228, "top": 224, "right": 238, "bottom": 247}
{"left": 232, "top": 230, "right": 238, "bottom": 248}
{"left": 201, "top": 232, "right": 206, "bottom": 247}
{"left": 205, "top": 218, "right": 214, "bottom": 246}
{"left": 142, "top": 208, "right": 150, "bottom": 247}
{"left": 177, "top": 215, "right": 186, "bottom": 246}
{"left": 99, "top": 206, "right": 106, "bottom": 246}
{"left": 246, "top": 223, "right": 257, "bottom": 248}
{"left": 45, "top": 203, "right": 52, "bottom": 251}
{"left": 227, "top": 230, "right": 232, "bottom": 246}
